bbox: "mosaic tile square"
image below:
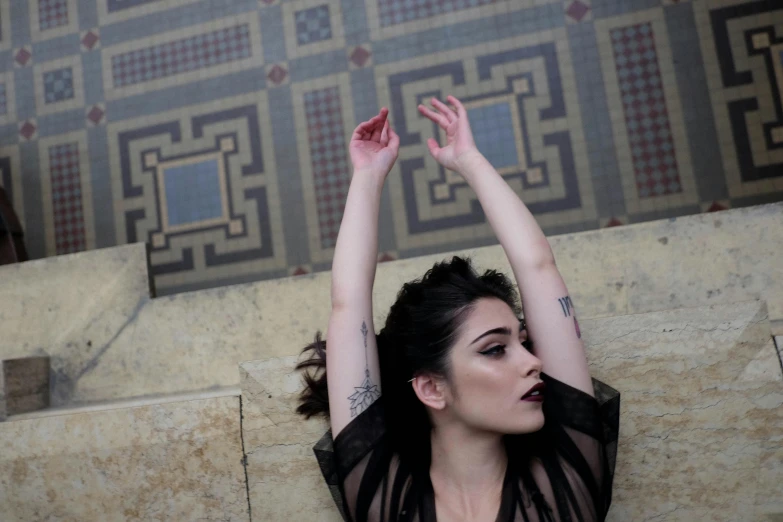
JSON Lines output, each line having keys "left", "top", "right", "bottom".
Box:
{"left": 295, "top": 5, "right": 332, "bottom": 45}
{"left": 29, "top": 0, "right": 78, "bottom": 41}
{"left": 34, "top": 55, "right": 85, "bottom": 116}
{"left": 281, "top": 0, "right": 346, "bottom": 59}
{"left": 43, "top": 67, "right": 75, "bottom": 104}
{"left": 468, "top": 102, "right": 519, "bottom": 169}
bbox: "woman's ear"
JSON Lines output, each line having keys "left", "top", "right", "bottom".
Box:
{"left": 411, "top": 374, "right": 447, "bottom": 411}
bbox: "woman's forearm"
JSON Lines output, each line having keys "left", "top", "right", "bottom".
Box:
{"left": 330, "top": 170, "right": 384, "bottom": 308}
{"left": 458, "top": 151, "right": 555, "bottom": 269}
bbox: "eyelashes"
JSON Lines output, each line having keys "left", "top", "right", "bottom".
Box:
{"left": 480, "top": 339, "right": 534, "bottom": 357}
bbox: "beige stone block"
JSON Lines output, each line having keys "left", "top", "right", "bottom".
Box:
{"left": 0, "top": 244, "right": 152, "bottom": 406}
{"left": 0, "top": 392, "right": 248, "bottom": 522}
{"left": 241, "top": 300, "right": 782, "bottom": 521}
{"left": 240, "top": 357, "right": 342, "bottom": 522}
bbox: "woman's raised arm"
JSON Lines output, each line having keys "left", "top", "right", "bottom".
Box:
{"left": 327, "top": 109, "right": 400, "bottom": 436}
{"left": 418, "top": 96, "right": 593, "bottom": 397}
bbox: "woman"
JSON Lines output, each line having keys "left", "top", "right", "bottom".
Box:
{"left": 297, "top": 96, "right": 620, "bottom": 522}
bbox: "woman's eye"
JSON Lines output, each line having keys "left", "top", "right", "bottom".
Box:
{"left": 481, "top": 345, "right": 506, "bottom": 356}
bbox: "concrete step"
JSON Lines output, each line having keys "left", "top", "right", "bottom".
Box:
{"left": 1, "top": 203, "right": 781, "bottom": 407}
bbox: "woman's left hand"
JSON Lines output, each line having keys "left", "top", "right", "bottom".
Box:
{"left": 349, "top": 108, "right": 400, "bottom": 178}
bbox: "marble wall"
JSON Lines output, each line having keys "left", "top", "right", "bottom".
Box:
{"left": 0, "top": 392, "right": 249, "bottom": 521}
{"left": 1, "top": 203, "right": 781, "bottom": 407}
{"left": 240, "top": 300, "right": 783, "bottom": 521}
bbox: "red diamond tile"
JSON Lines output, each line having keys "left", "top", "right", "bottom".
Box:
{"left": 267, "top": 64, "right": 288, "bottom": 85}
{"left": 86, "top": 105, "right": 105, "bottom": 124}
{"left": 566, "top": 0, "right": 590, "bottom": 21}
{"left": 350, "top": 46, "right": 371, "bottom": 68}
{"left": 605, "top": 217, "right": 623, "bottom": 227}
{"left": 81, "top": 30, "right": 99, "bottom": 50}
{"left": 19, "top": 121, "right": 37, "bottom": 140}
{"left": 292, "top": 266, "right": 309, "bottom": 276}
{"left": 14, "top": 48, "right": 32, "bottom": 67}
{"left": 707, "top": 201, "right": 728, "bottom": 213}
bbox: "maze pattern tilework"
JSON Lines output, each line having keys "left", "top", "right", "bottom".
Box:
{"left": 0, "top": 0, "right": 781, "bottom": 294}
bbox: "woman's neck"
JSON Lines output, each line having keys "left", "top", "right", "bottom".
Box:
{"left": 429, "top": 422, "right": 507, "bottom": 508}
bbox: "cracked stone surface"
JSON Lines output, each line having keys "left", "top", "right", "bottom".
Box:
{"left": 240, "top": 357, "right": 341, "bottom": 522}
{"left": 241, "top": 301, "right": 782, "bottom": 521}
{"left": 0, "top": 394, "right": 248, "bottom": 521}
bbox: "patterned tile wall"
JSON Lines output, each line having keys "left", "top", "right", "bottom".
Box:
{"left": 0, "top": 0, "right": 781, "bottom": 295}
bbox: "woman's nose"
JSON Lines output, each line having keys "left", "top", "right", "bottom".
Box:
{"left": 519, "top": 344, "right": 542, "bottom": 376}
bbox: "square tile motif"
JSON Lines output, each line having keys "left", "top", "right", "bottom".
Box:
{"left": 295, "top": 5, "right": 332, "bottom": 45}
{"left": 43, "top": 67, "right": 75, "bottom": 104}
{"left": 377, "top": 0, "right": 496, "bottom": 28}
{"left": 48, "top": 142, "right": 87, "bottom": 254}
{"left": 107, "top": 92, "right": 287, "bottom": 289}
{"left": 38, "top": 0, "right": 69, "bottom": 31}
{"left": 163, "top": 159, "right": 225, "bottom": 227}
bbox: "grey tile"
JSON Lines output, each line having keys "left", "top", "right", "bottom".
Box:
{"left": 259, "top": 5, "right": 287, "bottom": 64}
{"left": 289, "top": 49, "right": 348, "bottom": 83}
{"left": 10, "top": 0, "right": 31, "bottom": 47}
{"left": 86, "top": 125, "right": 116, "bottom": 249}
{"left": 267, "top": 86, "right": 311, "bottom": 267}
{"left": 77, "top": 0, "right": 98, "bottom": 30}
{"left": 14, "top": 68, "right": 35, "bottom": 121}
{"left": 37, "top": 108, "right": 86, "bottom": 137}
{"left": 664, "top": 3, "right": 728, "bottom": 203}
{"left": 592, "top": 0, "right": 660, "bottom": 20}
{"left": 82, "top": 51, "right": 103, "bottom": 105}
{"left": 19, "top": 140, "right": 45, "bottom": 259}
{"left": 31, "top": 34, "right": 80, "bottom": 63}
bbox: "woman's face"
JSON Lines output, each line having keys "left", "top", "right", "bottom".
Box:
{"left": 443, "top": 297, "right": 545, "bottom": 434}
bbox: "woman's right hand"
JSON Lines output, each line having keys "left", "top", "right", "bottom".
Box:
{"left": 418, "top": 95, "right": 481, "bottom": 174}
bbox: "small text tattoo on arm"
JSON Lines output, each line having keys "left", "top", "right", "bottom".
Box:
{"left": 348, "top": 320, "right": 381, "bottom": 417}
{"left": 557, "top": 295, "right": 582, "bottom": 339}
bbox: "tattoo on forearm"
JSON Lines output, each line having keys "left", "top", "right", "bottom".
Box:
{"left": 348, "top": 320, "right": 381, "bottom": 417}
{"left": 557, "top": 296, "right": 582, "bottom": 339}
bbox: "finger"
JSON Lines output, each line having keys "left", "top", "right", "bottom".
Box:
{"left": 380, "top": 120, "right": 389, "bottom": 147}
{"left": 353, "top": 109, "right": 388, "bottom": 140}
{"left": 431, "top": 98, "right": 457, "bottom": 123}
{"left": 427, "top": 137, "right": 440, "bottom": 159}
{"left": 447, "top": 95, "right": 467, "bottom": 118}
{"left": 388, "top": 126, "right": 400, "bottom": 152}
{"left": 418, "top": 104, "right": 449, "bottom": 130}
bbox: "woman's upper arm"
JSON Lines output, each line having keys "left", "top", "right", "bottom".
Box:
{"left": 326, "top": 302, "right": 383, "bottom": 437}
{"left": 514, "top": 263, "right": 594, "bottom": 397}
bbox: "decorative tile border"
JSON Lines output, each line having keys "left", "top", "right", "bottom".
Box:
{"left": 0, "top": 71, "right": 16, "bottom": 126}
{"left": 694, "top": 0, "right": 783, "bottom": 199}
{"left": 101, "top": 14, "right": 264, "bottom": 100}
{"left": 33, "top": 54, "right": 85, "bottom": 117}
{"left": 37, "top": 131, "right": 95, "bottom": 255}
{"left": 290, "top": 72, "right": 355, "bottom": 263}
{"left": 281, "top": 0, "right": 345, "bottom": 59}
{"left": 374, "top": 28, "right": 595, "bottom": 250}
{"left": 594, "top": 7, "right": 699, "bottom": 215}
{"left": 28, "top": 0, "right": 79, "bottom": 42}
{"left": 0, "top": 145, "right": 24, "bottom": 227}
{"left": 106, "top": 91, "right": 287, "bottom": 288}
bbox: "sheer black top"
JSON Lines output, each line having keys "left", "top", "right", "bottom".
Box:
{"left": 314, "top": 373, "right": 620, "bottom": 522}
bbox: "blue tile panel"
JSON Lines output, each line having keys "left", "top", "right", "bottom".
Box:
{"left": 163, "top": 158, "right": 224, "bottom": 226}
{"left": 38, "top": 0, "right": 69, "bottom": 30}
{"left": 295, "top": 5, "right": 332, "bottom": 45}
{"left": 468, "top": 102, "right": 519, "bottom": 169}
{"left": 43, "top": 67, "right": 75, "bottom": 104}
{"left": 378, "top": 0, "right": 496, "bottom": 27}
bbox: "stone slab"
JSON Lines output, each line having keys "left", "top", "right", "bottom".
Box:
{"left": 241, "top": 300, "right": 782, "bottom": 521}
{"left": 1, "top": 204, "right": 781, "bottom": 407}
{"left": 0, "top": 392, "right": 249, "bottom": 522}
{"left": 1, "top": 356, "right": 50, "bottom": 418}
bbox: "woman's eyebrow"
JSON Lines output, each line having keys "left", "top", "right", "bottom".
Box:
{"left": 469, "top": 326, "right": 512, "bottom": 345}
